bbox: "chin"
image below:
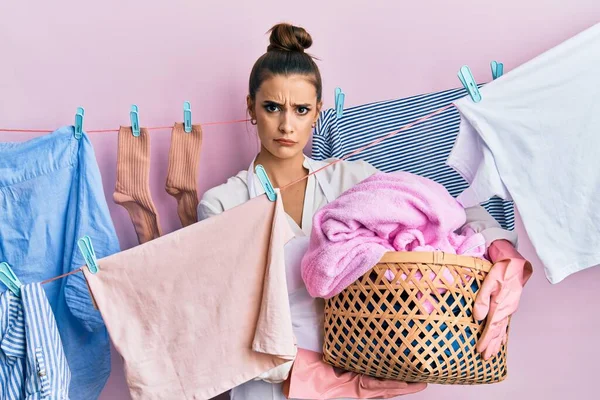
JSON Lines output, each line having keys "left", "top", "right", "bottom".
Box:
{"left": 266, "top": 146, "right": 303, "bottom": 160}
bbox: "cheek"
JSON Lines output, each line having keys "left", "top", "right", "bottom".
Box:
{"left": 297, "top": 120, "right": 313, "bottom": 145}
{"left": 255, "top": 116, "right": 279, "bottom": 146}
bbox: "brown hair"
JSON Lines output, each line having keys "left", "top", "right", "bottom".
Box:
{"left": 248, "top": 23, "right": 323, "bottom": 103}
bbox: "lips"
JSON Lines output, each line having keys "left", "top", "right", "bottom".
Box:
{"left": 275, "top": 139, "right": 297, "bottom": 145}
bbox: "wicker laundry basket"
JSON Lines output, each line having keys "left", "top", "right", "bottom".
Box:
{"left": 323, "top": 251, "right": 509, "bottom": 385}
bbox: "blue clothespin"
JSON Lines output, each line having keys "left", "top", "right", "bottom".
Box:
{"left": 183, "top": 101, "right": 192, "bottom": 133}
{"left": 255, "top": 165, "right": 277, "bottom": 202}
{"left": 0, "top": 262, "right": 22, "bottom": 297}
{"left": 74, "top": 107, "right": 85, "bottom": 140}
{"left": 458, "top": 65, "right": 482, "bottom": 103}
{"left": 130, "top": 105, "right": 140, "bottom": 137}
{"left": 77, "top": 235, "right": 99, "bottom": 274}
{"left": 491, "top": 61, "right": 504, "bottom": 80}
{"left": 335, "top": 87, "right": 345, "bottom": 119}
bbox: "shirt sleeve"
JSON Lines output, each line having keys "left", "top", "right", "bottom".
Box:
{"left": 463, "top": 205, "right": 518, "bottom": 248}
{"left": 448, "top": 116, "right": 512, "bottom": 207}
{"left": 197, "top": 198, "right": 224, "bottom": 221}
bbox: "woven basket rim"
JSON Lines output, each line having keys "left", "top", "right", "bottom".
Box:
{"left": 378, "top": 251, "right": 492, "bottom": 272}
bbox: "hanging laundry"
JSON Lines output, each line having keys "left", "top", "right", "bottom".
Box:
{"left": 165, "top": 123, "right": 203, "bottom": 227}
{"left": 0, "top": 127, "right": 120, "bottom": 399}
{"left": 83, "top": 193, "right": 296, "bottom": 400}
{"left": 449, "top": 22, "right": 600, "bottom": 284}
{"left": 114, "top": 126, "right": 163, "bottom": 244}
{"left": 0, "top": 283, "right": 71, "bottom": 400}
{"left": 312, "top": 87, "right": 516, "bottom": 230}
{"left": 301, "top": 172, "right": 487, "bottom": 299}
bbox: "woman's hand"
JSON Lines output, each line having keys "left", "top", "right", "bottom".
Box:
{"left": 473, "top": 240, "right": 533, "bottom": 360}
{"left": 283, "top": 348, "right": 427, "bottom": 399}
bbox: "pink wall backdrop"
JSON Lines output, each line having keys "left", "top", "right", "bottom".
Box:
{"left": 1, "top": 1, "right": 599, "bottom": 399}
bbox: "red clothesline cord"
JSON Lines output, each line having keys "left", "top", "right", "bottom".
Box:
{"left": 38, "top": 103, "right": 455, "bottom": 284}
{"left": 41, "top": 268, "right": 84, "bottom": 285}
{"left": 0, "top": 118, "right": 251, "bottom": 134}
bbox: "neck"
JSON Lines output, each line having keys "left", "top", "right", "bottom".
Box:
{"left": 253, "top": 148, "right": 307, "bottom": 188}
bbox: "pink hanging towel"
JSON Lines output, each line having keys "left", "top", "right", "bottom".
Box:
{"left": 84, "top": 194, "right": 296, "bottom": 400}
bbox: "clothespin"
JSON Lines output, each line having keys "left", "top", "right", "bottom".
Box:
{"left": 490, "top": 60, "right": 504, "bottom": 80}
{"left": 77, "top": 235, "right": 99, "bottom": 274}
{"left": 130, "top": 105, "right": 141, "bottom": 137}
{"left": 74, "top": 107, "right": 85, "bottom": 140}
{"left": 0, "top": 262, "right": 23, "bottom": 296}
{"left": 183, "top": 101, "right": 192, "bottom": 133}
{"left": 457, "top": 65, "right": 482, "bottom": 103}
{"left": 334, "top": 87, "right": 345, "bottom": 119}
{"left": 255, "top": 165, "right": 277, "bottom": 202}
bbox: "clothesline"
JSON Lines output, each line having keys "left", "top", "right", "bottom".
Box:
{"left": 0, "top": 118, "right": 251, "bottom": 134}
{"left": 37, "top": 102, "right": 456, "bottom": 285}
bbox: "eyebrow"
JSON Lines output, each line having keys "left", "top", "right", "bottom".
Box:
{"left": 262, "top": 100, "right": 312, "bottom": 107}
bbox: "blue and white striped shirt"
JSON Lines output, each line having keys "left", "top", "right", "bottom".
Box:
{"left": 0, "top": 283, "right": 70, "bottom": 399}
{"left": 313, "top": 87, "right": 515, "bottom": 230}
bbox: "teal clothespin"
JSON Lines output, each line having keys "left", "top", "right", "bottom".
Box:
{"left": 458, "top": 65, "right": 482, "bottom": 103}
{"left": 130, "top": 105, "right": 140, "bottom": 137}
{"left": 183, "top": 101, "right": 192, "bottom": 133}
{"left": 0, "top": 262, "right": 23, "bottom": 297}
{"left": 77, "top": 235, "right": 99, "bottom": 274}
{"left": 491, "top": 60, "right": 504, "bottom": 80}
{"left": 335, "top": 87, "right": 345, "bottom": 118}
{"left": 74, "top": 107, "right": 85, "bottom": 140}
{"left": 255, "top": 165, "right": 277, "bottom": 202}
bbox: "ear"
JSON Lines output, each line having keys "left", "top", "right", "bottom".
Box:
{"left": 314, "top": 100, "right": 323, "bottom": 123}
{"left": 247, "top": 95, "right": 256, "bottom": 120}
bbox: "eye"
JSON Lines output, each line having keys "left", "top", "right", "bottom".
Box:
{"left": 297, "top": 106, "right": 310, "bottom": 115}
{"left": 265, "top": 104, "right": 280, "bottom": 113}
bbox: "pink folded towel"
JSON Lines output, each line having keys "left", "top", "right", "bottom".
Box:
{"left": 301, "top": 172, "right": 486, "bottom": 299}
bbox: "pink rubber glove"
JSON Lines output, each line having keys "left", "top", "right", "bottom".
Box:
{"left": 474, "top": 240, "right": 533, "bottom": 360}
{"left": 284, "top": 348, "right": 427, "bottom": 399}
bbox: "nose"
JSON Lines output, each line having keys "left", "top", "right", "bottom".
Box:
{"left": 278, "top": 109, "right": 294, "bottom": 135}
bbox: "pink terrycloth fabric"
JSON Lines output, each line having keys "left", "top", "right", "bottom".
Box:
{"left": 301, "top": 172, "right": 486, "bottom": 299}
{"left": 84, "top": 194, "right": 296, "bottom": 400}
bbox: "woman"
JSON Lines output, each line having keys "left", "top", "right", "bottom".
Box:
{"left": 199, "top": 23, "right": 519, "bottom": 400}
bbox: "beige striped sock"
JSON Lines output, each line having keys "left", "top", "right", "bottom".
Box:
{"left": 113, "top": 126, "right": 162, "bottom": 244}
{"left": 165, "top": 123, "right": 202, "bottom": 227}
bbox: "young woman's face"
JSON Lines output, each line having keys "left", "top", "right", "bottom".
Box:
{"left": 249, "top": 74, "right": 321, "bottom": 160}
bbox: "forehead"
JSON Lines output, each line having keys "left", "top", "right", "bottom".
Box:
{"left": 257, "top": 74, "right": 317, "bottom": 103}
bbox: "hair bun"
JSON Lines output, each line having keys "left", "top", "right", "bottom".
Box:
{"left": 267, "top": 23, "right": 313, "bottom": 53}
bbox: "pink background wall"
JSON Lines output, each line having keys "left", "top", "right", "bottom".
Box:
{"left": 1, "top": 1, "right": 599, "bottom": 399}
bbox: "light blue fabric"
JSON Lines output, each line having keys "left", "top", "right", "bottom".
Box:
{"left": 0, "top": 284, "right": 71, "bottom": 399}
{"left": 0, "top": 127, "right": 120, "bottom": 399}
